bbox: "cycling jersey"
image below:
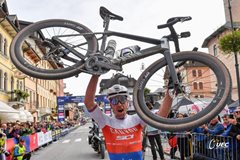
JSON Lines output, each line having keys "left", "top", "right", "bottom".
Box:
{"left": 88, "top": 106, "right": 146, "bottom": 160}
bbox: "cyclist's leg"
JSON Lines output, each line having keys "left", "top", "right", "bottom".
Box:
{"left": 148, "top": 135, "right": 158, "bottom": 160}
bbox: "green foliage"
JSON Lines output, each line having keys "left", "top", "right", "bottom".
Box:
{"left": 14, "top": 89, "right": 30, "bottom": 99}
{"left": 144, "top": 88, "right": 151, "bottom": 97}
{"left": 219, "top": 31, "right": 240, "bottom": 54}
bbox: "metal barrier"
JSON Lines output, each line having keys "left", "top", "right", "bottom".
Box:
{"left": 143, "top": 132, "right": 240, "bottom": 160}
{"left": 191, "top": 133, "right": 239, "bottom": 160}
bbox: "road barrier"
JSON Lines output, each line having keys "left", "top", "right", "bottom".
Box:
{"left": 3, "top": 126, "right": 78, "bottom": 160}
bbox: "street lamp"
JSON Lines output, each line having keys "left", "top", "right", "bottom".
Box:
{"left": 227, "top": 0, "right": 240, "bottom": 104}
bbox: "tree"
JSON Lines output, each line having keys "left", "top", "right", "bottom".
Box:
{"left": 144, "top": 88, "right": 151, "bottom": 98}
{"left": 219, "top": 30, "right": 240, "bottom": 54}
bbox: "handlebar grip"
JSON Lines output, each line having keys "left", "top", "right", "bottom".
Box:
{"left": 181, "top": 16, "right": 192, "bottom": 22}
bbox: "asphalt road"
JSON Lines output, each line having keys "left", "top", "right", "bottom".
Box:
{"left": 31, "top": 123, "right": 170, "bottom": 160}
{"left": 31, "top": 123, "right": 109, "bottom": 160}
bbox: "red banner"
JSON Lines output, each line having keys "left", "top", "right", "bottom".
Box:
{"left": 29, "top": 133, "right": 38, "bottom": 151}
{"left": 5, "top": 138, "right": 16, "bottom": 160}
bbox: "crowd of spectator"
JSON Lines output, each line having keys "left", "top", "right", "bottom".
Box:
{"left": 0, "top": 120, "right": 78, "bottom": 140}
{"left": 162, "top": 107, "right": 240, "bottom": 160}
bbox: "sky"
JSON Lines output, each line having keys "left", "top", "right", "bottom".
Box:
{"left": 7, "top": 0, "right": 226, "bottom": 96}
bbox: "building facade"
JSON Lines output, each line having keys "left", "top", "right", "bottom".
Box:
{"left": 0, "top": 0, "right": 64, "bottom": 123}
{"left": 202, "top": 0, "right": 240, "bottom": 101}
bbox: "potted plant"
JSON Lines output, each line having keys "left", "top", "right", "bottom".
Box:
{"left": 219, "top": 30, "right": 240, "bottom": 54}
{"left": 13, "top": 89, "right": 30, "bottom": 101}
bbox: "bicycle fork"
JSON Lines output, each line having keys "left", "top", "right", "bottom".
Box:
{"left": 161, "top": 38, "right": 180, "bottom": 85}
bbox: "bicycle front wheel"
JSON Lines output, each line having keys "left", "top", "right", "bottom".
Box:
{"left": 10, "top": 19, "right": 98, "bottom": 80}
{"left": 133, "top": 51, "right": 231, "bottom": 132}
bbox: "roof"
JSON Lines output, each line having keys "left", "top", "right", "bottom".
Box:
{"left": 202, "top": 22, "right": 240, "bottom": 48}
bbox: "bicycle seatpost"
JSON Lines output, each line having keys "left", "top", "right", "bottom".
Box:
{"left": 100, "top": 16, "right": 111, "bottom": 52}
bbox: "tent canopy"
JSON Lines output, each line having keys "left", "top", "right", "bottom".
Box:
{"left": 0, "top": 101, "right": 19, "bottom": 113}
{"left": 172, "top": 97, "right": 194, "bottom": 110}
{"left": 0, "top": 101, "right": 20, "bottom": 123}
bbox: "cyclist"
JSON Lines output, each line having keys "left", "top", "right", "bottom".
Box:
{"left": 84, "top": 75, "right": 172, "bottom": 160}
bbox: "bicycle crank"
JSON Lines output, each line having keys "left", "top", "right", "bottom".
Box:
{"left": 85, "top": 54, "right": 122, "bottom": 75}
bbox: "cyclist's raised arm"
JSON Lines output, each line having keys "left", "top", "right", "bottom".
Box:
{"left": 157, "top": 90, "right": 172, "bottom": 118}
{"left": 84, "top": 75, "right": 100, "bottom": 111}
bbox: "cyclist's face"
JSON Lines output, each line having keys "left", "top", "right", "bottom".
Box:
{"left": 110, "top": 95, "right": 129, "bottom": 119}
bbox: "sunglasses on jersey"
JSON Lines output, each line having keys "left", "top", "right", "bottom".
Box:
{"left": 109, "top": 95, "right": 128, "bottom": 105}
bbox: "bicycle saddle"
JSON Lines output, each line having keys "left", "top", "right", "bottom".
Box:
{"left": 100, "top": 6, "right": 123, "bottom": 21}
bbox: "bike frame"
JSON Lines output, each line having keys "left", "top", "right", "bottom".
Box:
{"left": 54, "top": 16, "right": 180, "bottom": 83}
{"left": 98, "top": 16, "right": 180, "bottom": 84}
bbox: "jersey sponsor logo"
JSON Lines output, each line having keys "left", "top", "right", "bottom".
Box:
{"left": 109, "top": 127, "right": 138, "bottom": 135}
{"left": 116, "top": 134, "right": 134, "bottom": 140}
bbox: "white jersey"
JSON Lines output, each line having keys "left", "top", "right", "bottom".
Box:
{"left": 88, "top": 106, "right": 146, "bottom": 160}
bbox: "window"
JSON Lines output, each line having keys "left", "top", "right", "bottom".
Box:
{"left": 200, "top": 95, "right": 204, "bottom": 98}
{"left": 213, "top": 44, "right": 218, "bottom": 56}
{"left": 17, "top": 80, "right": 19, "bottom": 89}
{"left": 0, "top": 70, "right": 2, "bottom": 90}
{"left": 19, "top": 81, "right": 23, "bottom": 90}
{"left": 194, "top": 95, "right": 199, "bottom": 98}
{"left": 192, "top": 70, "right": 197, "bottom": 77}
{"left": 199, "top": 82, "right": 203, "bottom": 89}
{"left": 0, "top": 34, "right": 2, "bottom": 54}
{"left": 3, "top": 72, "right": 7, "bottom": 91}
{"left": 10, "top": 76, "right": 14, "bottom": 91}
{"left": 3, "top": 39, "right": 8, "bottom": 56}
{"left": 198, "top": 70, "right": 202, "bottom": 77}
{"left": 193, "top": 82, "right": 198, "bottom": 90}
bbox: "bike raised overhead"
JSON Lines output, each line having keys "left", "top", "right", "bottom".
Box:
{"left": 10, "top": 6, "right": 231, "bottom": 132}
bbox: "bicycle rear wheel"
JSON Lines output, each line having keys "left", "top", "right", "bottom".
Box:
{"left": 10, "top": 19, "right": 98, "bottom": 80}
{"left": 133, "top": 51, "right": 231, "bottom": 132}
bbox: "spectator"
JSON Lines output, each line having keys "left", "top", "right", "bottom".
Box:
{"left": 176, "top": 113, "right": 191, "bottom": 160}
{"left": 204, "top": 115, "right": 224, "bottom": 159}
{"left": 204, "top": 116, "right": 224, "bottom": 135}
{"left": 234, "top": 107, "right": 240, "bottom": 123}
{"left": 192, "top": 121, "right": 206, "bottom": 155}
{"left": 0, "top": 131, "right": 8, "bottom": 160}
{"left": 167, "top": 133, "right": 177, "bottom": 159}
{"left": 221, "top": 114, "right": 240, "bottom": 160}
{"left": 13, "top": 138, "right": 31, "bottom": 160}
{"left": 222, "top": 114, "right": 229, "bottom": 129}
{"left": 1, "top": 124, "right": 9, "bottom": 138}
{"left": 145, "top": 102, "right": 165, "bottom": 160}
{"left": 9, "top": 123, "right": 21, "bottom": 141}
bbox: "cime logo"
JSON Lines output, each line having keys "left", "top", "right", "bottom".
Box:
{"left": 208, "top": 139, "right": 229, "bottom": 149}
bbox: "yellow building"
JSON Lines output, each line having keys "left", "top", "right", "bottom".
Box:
{"left": 0, "top": 1, "right": 64, "bottom": 122}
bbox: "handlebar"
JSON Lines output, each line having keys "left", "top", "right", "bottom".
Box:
{"left": 157, "top": 16, "right": 192, "bottom": 29}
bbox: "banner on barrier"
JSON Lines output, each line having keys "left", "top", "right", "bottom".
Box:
{"left": 29, "top": 133, "right": 38, "bottom": 151}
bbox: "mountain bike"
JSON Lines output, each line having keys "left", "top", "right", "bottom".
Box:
{"left": 10, "top": 6, "right": 231, "bottom": 132}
